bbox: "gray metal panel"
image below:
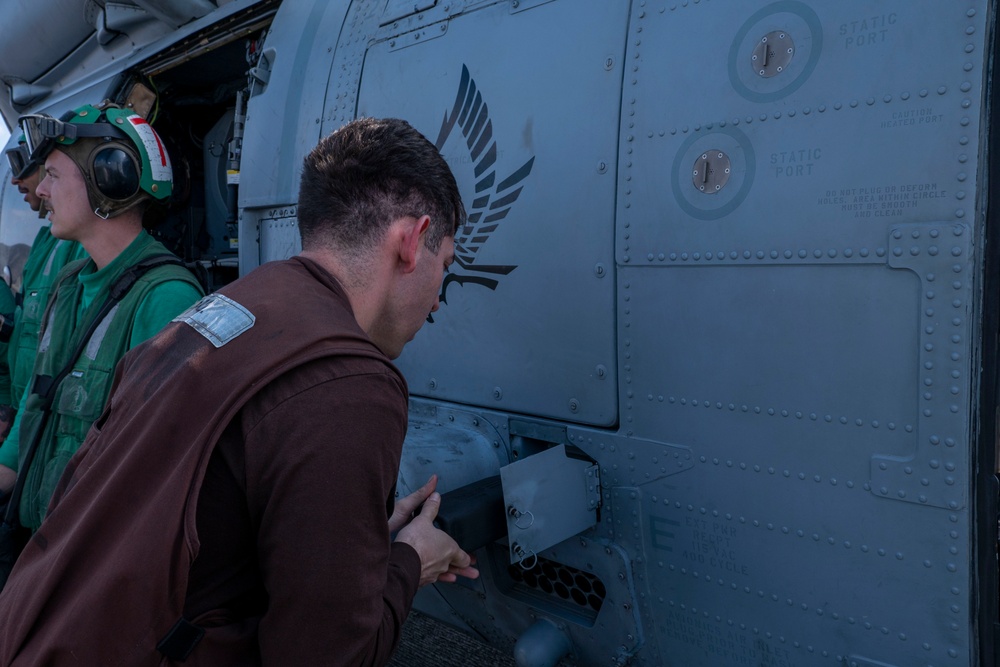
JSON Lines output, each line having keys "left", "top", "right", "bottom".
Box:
{"left": 620, "top": 261, "right": 972, "bottom": 664}
{"left": 0, "top": 0, "right": 96, "bottom": 83}
{"left": 623, "top": 261, "right": 920, "bottom": 464}
{"left": 319, "top": 1, "right": 383, "bottom": 137}
{"left": 202, "top": 109, "right": 238, "bottom": 257}
{"left": 357, "top": 0, "right": 627, "bottom": 427}
{"left": 611, "top": 1, "right": 988, "bottom": 664}
{"left": 0, "top": 0, "right": 172, "bottom": 115}
{"left": 500, "top": 444, "right": 599, "bottom": 564}
{"left": 240, "top": 0, "right": 350, "bottom": 210}
{"left": 620, "top": 0, "right": 981, "bottom": 258}
{"left": 399, "top": 400, "right": 509, "bottom": 498}
{"left": 259, "top": 209, "right": 302, "bottom": 264}
{"left": 0, "top": 0, "right": 262, "bottom": 123}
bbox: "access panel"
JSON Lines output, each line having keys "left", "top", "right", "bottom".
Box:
{"left": 617, "top": 1, "right": 988, "bottom": 665}
{"left": 357, "top": 0, "right": 627, "bottom": 427}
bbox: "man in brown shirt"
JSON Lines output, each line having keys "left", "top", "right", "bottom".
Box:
{"left": 0, "top": 117, "right": 476, "bottom": 665}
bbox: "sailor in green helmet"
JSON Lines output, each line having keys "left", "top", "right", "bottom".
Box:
{"left": 2, "top": 136, "right": 87, "bottom": 471}
{"left": 0, "top": 102, "right": 204, "bottom": 534}
{"left": 4, "top": 137, "right": 45, "bottom": 215}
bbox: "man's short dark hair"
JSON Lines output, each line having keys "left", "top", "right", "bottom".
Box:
{"left": 298, "top": 117, "right": 466, "bottom": 254}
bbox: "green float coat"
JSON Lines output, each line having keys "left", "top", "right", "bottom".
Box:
{"left": 9, "top": 232, "right": 202, "bottom": 529}
{"left": 7, "top": 226, "right": 86, "bottom": 409}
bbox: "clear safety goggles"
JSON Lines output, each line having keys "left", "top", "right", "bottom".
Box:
{"left": 4, "top": 143, "right": 36, "bottom": 180}
{"left": 18, "top": 113, "right": 128, "bottom": 164}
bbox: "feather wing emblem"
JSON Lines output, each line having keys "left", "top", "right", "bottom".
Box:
{"left": 435, "top": 64, "right": 534, "bottom": 278}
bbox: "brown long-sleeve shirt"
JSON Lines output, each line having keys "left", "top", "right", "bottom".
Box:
{"left": 0, "top": 257, "right": 420, "bottom": 666}
{"left": 185, "top": 356, "right": 421, "bottom": 665}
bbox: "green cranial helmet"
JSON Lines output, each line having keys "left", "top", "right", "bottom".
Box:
{"left": 20, "top": 102, "right": 173, "bottom": 218}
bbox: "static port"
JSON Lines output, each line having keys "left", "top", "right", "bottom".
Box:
{"left": 752, "top": 31, "right": 795, "bottom": 78}
{"left": 692, "top": 150, "right": 731, "bottom": 194}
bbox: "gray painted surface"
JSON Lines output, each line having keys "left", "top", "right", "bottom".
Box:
{"left": 331, "top": 1, "right": 994, "bottom": 665}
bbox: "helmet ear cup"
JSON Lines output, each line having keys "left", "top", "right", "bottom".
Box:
{"left": 91, "top": 144, "right": 140, "bottom": 200}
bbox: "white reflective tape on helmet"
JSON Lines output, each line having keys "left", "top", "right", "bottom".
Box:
{"left": 127, "top": 116, "right": 172, "bottom": 184}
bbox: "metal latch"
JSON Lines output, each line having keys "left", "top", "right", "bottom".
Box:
{"left": 249, "top": 48, "right": 275, "bottom": 87}
{"left": 380, "top": 0, "right": 437, "bottom": 25}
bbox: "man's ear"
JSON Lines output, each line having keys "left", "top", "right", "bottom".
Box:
{"left": 398, "top": 215, "right": 431, "bottom": 273}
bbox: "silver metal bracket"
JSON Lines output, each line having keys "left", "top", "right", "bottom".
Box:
{"left": 249, "top": 48, "right": 274, "bottom": 87}
{"left": 501, "top": 444, "right": 600, "bottom": 565}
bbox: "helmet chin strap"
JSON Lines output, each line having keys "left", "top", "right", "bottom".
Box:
{"left": 91, "top": 196, "right": 146, "bottom": 220}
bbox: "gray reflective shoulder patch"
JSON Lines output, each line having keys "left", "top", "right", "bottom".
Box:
{"left": 173, "top": 294, "right": 255, "bottom": 348}
{"left": 84, "top": 303, "right": 120, "bottom": 360}
{"left": 44, "top": 240, "right": 67, "bottom": 276}
{"left": 38, "top": 303, "right": 59, "bottom": 354}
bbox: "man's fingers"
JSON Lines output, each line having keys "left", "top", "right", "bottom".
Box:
{"left": 436, "top": 565, "right": 479, "bottom": 583}
{"left": 399, "top": 475, "right": 437, "bottom": 513}
{"left": 389, "top": 476, "right": 440, "bottom": 533}
{"left": 450, "top": 547, "right": 472, "bottom": 569}
{"left": 397, "top": 496, "right": 481, "bottom": 586}
{"left": 418, "top": 491, "right": 442, "bottom": 521}
{"left": 415, "top": 474, "right": 437, "bottom": 499}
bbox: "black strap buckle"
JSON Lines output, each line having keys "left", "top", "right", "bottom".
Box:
{"left": 156, "top": 617, "right": 205, "bottom": 661}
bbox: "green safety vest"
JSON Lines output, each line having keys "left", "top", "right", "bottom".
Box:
{"left": 17, "top": 244, "right": 201, "bottom": 530}
{"left": 8, "top": 228, "right": 84, "bottom": 408}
